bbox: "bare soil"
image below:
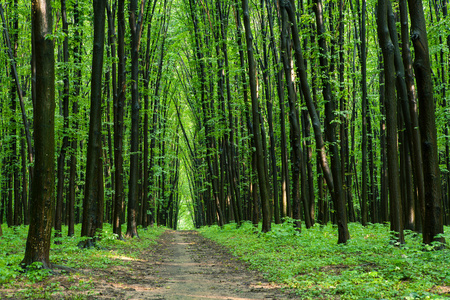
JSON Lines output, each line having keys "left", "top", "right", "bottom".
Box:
{"left": 5, "top": 230, "right": 297, "bottom": 299}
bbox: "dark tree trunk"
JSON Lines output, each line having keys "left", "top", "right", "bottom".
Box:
{"left": 378, "top": 54, "right": 389, "bottom": 223}
{"left": 126, "top": 0, "right": 144, "bottom": 239}
{"left": 386, "top": 1, "right": 418, "bottom": 230}
{"left": 280, "top": 8, "right": 303, "bottom": 229}
{"left": 242, "top": 0, "right": 271, "bottom": 232}
{"left": 106, "top": 0, "right": 117, "bottom": 226}
{"left": 80, "top": 0, "right": 106, "bottom": 247}
{"left": 22, "top": 0, "right": 55, "bottom": 268}
{"left": 259, "top": 0, "right": 278, "bottom": 224}
{"left": 265, "top": 0, "right": 289, "bottom": 220}
{"left": 360, "top": 0, "right": 368, "bottom": 226}
{"left": 55, "top": 0, "right": 70, "bottom": 241}
{"left": 377, "top": 0, "right": 404, "bottom": 243}
{"left": 284, "top": 0, "right": 349, "bottom": 243}
{"left": 407, "top": 0, "right": 445, "bottom": 246}
{"left": 113, "top": 0, "right": 126, "bottom": 239}
{"left": 312, "top": 0, "right": 349, "bottom": 243}
{"left": 21, "top": 129, "right": 29, "bottom": 225}
{"left": 68, "top": 0, "right": 82, "bottom": 237}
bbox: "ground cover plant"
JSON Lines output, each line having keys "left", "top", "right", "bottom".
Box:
{"left": 199, "top": 221, "right": 450, "bottom": 299}
{"left": 0, "top": 224, "right": 166, "bottom": 299}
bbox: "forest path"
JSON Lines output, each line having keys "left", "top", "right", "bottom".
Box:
{"left": 121, "top": 230, "right": 294, "bottom": 300}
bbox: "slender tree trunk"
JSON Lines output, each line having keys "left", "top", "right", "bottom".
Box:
{"left": 21, "top": 129, "right": 29, "bottom": 225}
{"left": 360, "top": 0, "right": 368, "bottom": 226}
{"left": 242, "top": 0, "right": 271, "bottom": 232}
{"left": 22, "top": 0, "right": 55, "bottom": 268}
{"left": 55, "top": 0, "right": 70, "bottom": 241}
{"left": 80, "top": 0, "right": 106, "bottom": 247}
{"left": 68, "top": 0, "right": 82, "bottom": 237}
{"left": 407, "top": 0, "right": 445, "bottom": 246}
{"left": 280, "top": 8, "right": 303, "bottom": 229}
{"left": 265, "top": 0, "right": 290, "bottom": 219}
{"left": 126, "top": 0, "right": 145, "bottom": 238}
{"left": 312, "top": 0, "right": 348, "bottom": 242}
{"left": 113, "top": 0, "right": 126, "bottom": 239}
{"left": 377, "top": 0, "right": 404, "bottom": 243}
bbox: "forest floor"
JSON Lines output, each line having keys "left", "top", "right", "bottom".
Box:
{"left": 3, "top": 230, "right": 296, "bottom": 299}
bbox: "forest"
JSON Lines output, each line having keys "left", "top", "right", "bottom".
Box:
{"left": 1, "top": 0, "right": 450, "bottom": 297}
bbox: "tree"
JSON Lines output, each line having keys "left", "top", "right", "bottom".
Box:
{"left": 22, "top": 0, "right": 55, "bottom": 268}
{"left": 80, "top": 0, "right": 106, "bottom": 247}
{"left": 377, "top": 0, "right": 404, "bottom": 244}
{"left": 113, "top": 0, "right": 126, "bottom": 239}
{"left": 55, "top": 0, "right": 70, "bottom": 241}
{"left": 242, "top": 0, "right": 271, "bottom": 233}
{"left": 407, "top": 0, "right": 445, "bottom": 246}
{"left": 284, "top": 0, "right": 349, "bottom": 243}
{"left": 126, "top": 0, "right": 145, "bottom": 239}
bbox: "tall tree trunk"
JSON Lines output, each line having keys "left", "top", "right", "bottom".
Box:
{"left": 377, "top": 0, "right": 404, "bottom": 244}
{"left": 22, "top": 0, "right": 55, "bottom": 268}
{"left": 55, "top": 0, "right": 70, "bottom": 241}
{"left": 126, "top": 0, "right": 145, "bottom": 238}
{"left": 113, "top": 0, "right": 126, "bottom": 239}
{"left": 68, "top": 0, "right": 82, "bottom": 237}
{"left": 242, "top": 0, "right": 271, "bottom": 232}
{"left": 80, "top": 0, "right": 106, "bottom": 247}
{"left": 260, "top": 0, "right": 278, "bottom": 224}
{"left": 407, "top": 0, "right": 445, "bottom": 246}
{"left": 386, "top": 0, "right": 418, "bottom": 230}
{"left": 265, "top": 0, "right": 289, "bottom": 219}
{"left": 312, "top": 0, "right": 348, "bottom": 243}
{"left": 359, "top": 0, "right": 368, "bottom": 226}
{"left": 280, "top": 8, "right": 303, "bottom": 229}
{"left": 284, "top": 0, "right": 349, "bottom": 242}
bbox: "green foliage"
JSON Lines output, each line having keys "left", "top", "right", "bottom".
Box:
{"left": 0, "top": 224, "right": 166, "bottom": 299}
{"left": 199, "top": 222, "right": 450, "bottom": 299}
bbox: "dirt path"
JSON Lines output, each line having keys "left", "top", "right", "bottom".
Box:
{"left": 120, "top": 230, "right": 294, "bottom": 300}
{"left": 3, "top": 230, "right": 295, "bottom": 299}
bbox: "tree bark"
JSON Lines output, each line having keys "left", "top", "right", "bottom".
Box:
{"left": 80, "top": 0, "right": 106, "bottom": 247}
{"left": 22, "top": 0, "right": 55, "bottom": 268}
{"left": 113, "top": 0, "right": 126, "bottom": 239}
{"left": 407, "top": 0, "right": 445, "bottom": 245}
{"left": 55, "top": 0, "right": 70, "bottom": 241}
{"left": 377, "top": 0, "right": 404, "bottom": 243}
{"left": 68, "top": 0, "right": 82, "bottom": 237}
{"left": 242, "top": 0, "right": 271, "bottom": 232}
{"left": 280, "top": 8, "right": 303, "bottom": 229}
{"left": 126, "top": 0, "right": 145, "bottom": 238}
{"left": 359, "top": 0, "right": 368, "bottom": 226}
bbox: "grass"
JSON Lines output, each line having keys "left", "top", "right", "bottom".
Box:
{"left": 0, "top": 223, "right": 166, "bottom": 299}
{"left": 199, "top": 220, "right": 450, "bottom": 299}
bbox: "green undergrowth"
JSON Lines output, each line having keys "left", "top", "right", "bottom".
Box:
{"left": 0, "top": 223, "right": 165, "bottom": 299}
{"left": 199, "top": 221, "right": 450, "bottom": 299}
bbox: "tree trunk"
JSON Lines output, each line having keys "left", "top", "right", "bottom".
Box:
{"left": 22, "top": 0, "right": 55, "bottom": 268}
{"left": 242, "top": 0, "right": 271, "bottom": 232}
{"left": 280, "top": 8, "right": 303, "bottom": 229}
{"left": 311, "top": 0, "right": 349, "bottom": 243}
{"left": 80, "top": 0, "right": 106, "bottom": 247}
{"left": 113, "top": 0, "right": 126, "bottom": 239}
{"left": 407, "top": 0, "right": 445, "bottom": 246}
{"left": 55, "top": 0, "right": 70, "bottom": 241}
{"left": 126, "top": 0, "right": 144, "bottom": 238}
{"left": 284, "top": 0, "right": 349, "bottom": 243}
{"left": 359, "top": 0, "right": 368, "bottom": 226}
{"left": 377, "top": 0, "right": 404, "bottom": 244}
